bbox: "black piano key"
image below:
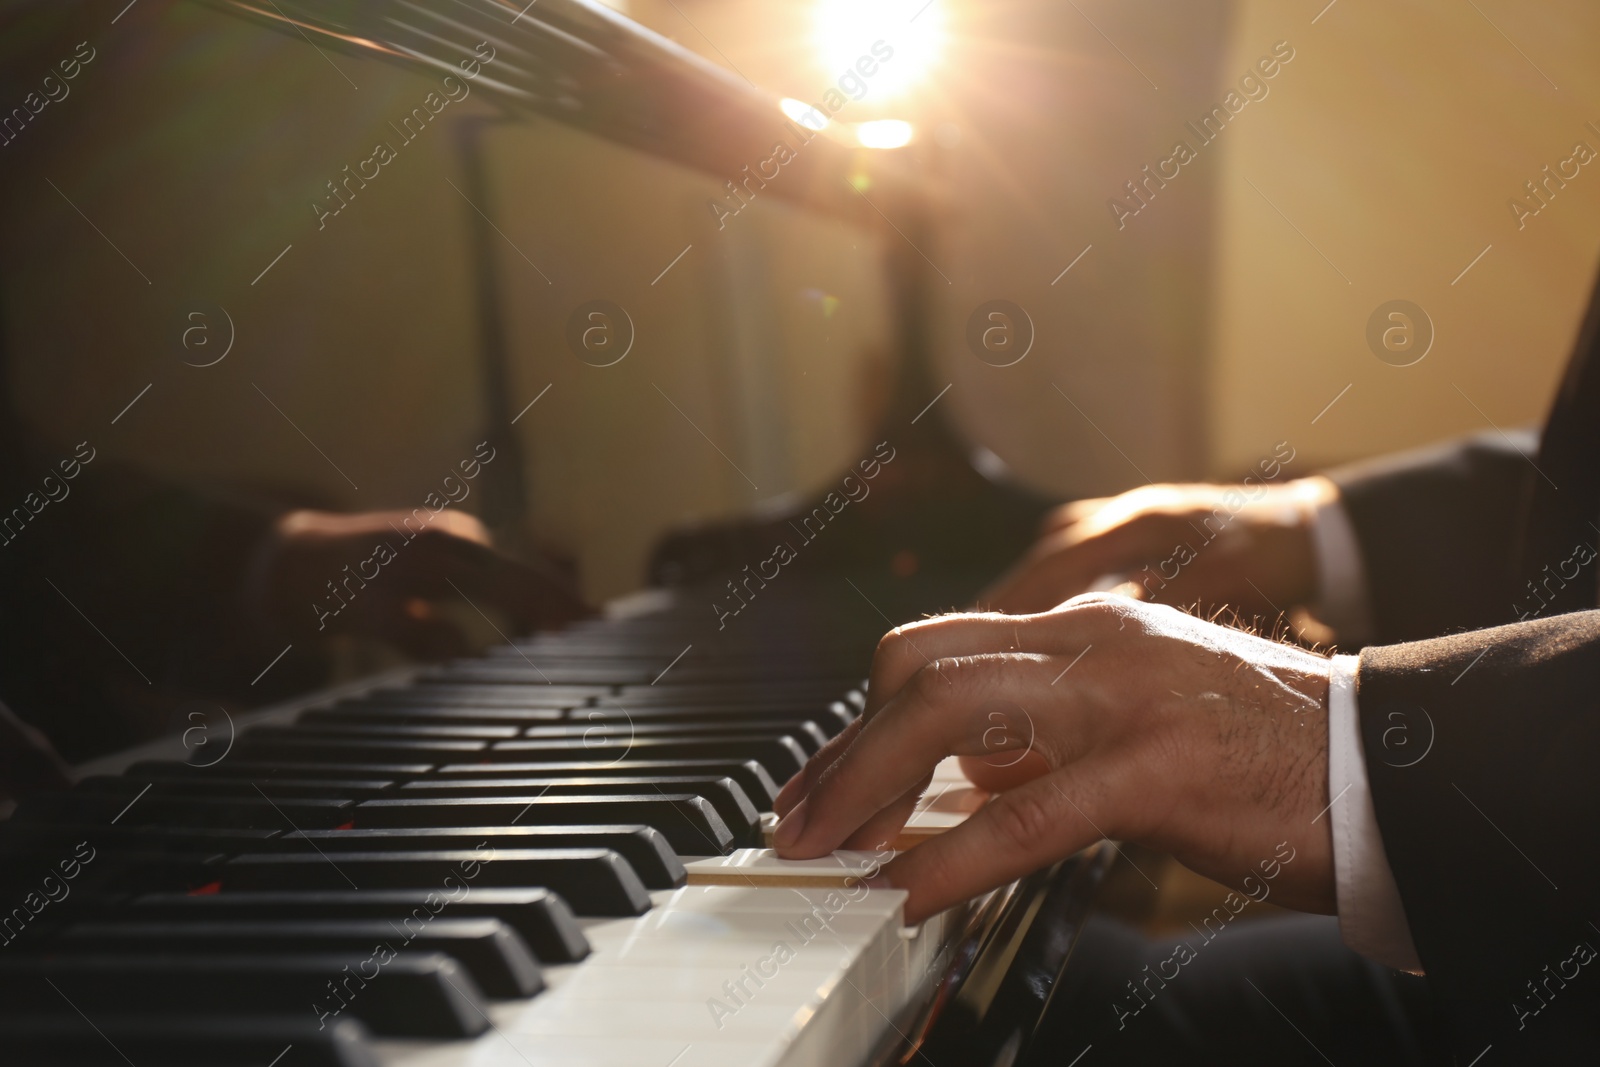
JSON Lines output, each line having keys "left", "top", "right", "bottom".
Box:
{"left": 424, "top": 664, "right": 652, "bottom": 685}
{"left": 395, "top": 776, "right": 760, "bottom": 846}
{"left": 488, "top": 641, "right": 682, "bottom": 657}
{"left": 486, "top": 734, "right": 808, "bottom": 780}
{"left": 58, "top": 918, "right": 542, "bottom": 998}
{"left": 0, "top": 821, "right": 280, "bottom": 855}
{"left": 302, "top": 704, "right": 565, "bottom": 727}
{"left": 0, "top": 849, "right": 229, "bottom": 893}
{"left": 75, "top": 774, "right": 397, "bottom": 800}
{"left": 609, "top": 682, "right": 864, "bottom": 707}
{"left": 432, "top": 758, "right": 780, "bottom": 807}
{"left": 232, "top": 737, "right": 489, "bottom": 763}
{"left": 12, "top": 792, "right": 355, "bottom": 831}
{"left": 275, "top": 722, "right": 523, "bottom": 741}
{"left": 382, "top": 683, "right": 601, "bottom": 707}
{"left": 247, "top": 723, "right": 514, "bottom": 743}
{"left": 0, "top": 953, "right": 490, "bottom": 1038}
{"left": 354, "top": 794, "right": 734, "bottom": 856}
{"left": 222, "top": 849, "right": 652, "bottom": 917}
{"left": 594, "top": 661, "right": 862, "bottom": 682}
{"left": 521, "top": 719, "right": 831, "bottom": 755}
{"left": 126, "top": 888, "right": 590, "bottom": 963}
{"left": 586, "top": 702, "right": 855, "bottom": 736}
{"left": 280, "top": 826, "right": 684, "bottom": 889}
{"left": 128, "top": 760, "right": 436, "bottom": 780}
{"left": 0, "top": 1014, "right": 378, "bottom": 1067}
{"left": 480, "top": 646, "right": 668, "bottom": 662}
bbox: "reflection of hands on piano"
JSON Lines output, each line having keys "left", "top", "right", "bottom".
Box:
{"left": 258, "top": 508, "right": 592, "bottom": 659}
{"left": 0, "top": 701, "right": 73, "bottom": 802}
{"left": 976, "top": 477, "right": 1333, "bottom": 620}
{"left": 771, "top": 594, "right": 1337, "bottom": 924}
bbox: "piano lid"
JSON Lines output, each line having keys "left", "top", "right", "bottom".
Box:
{"left": 205, "top": 0, "right": 927, "bottom": 226}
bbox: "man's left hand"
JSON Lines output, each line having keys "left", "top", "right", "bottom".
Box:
{"left": 260, "top": 508, "right": 590, "bottom": 659}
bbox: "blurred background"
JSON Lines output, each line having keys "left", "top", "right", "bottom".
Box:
{"left": 3, "top": 0, "right": 1599, "bottom": 607}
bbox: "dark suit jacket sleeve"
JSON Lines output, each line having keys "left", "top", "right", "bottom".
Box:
{"left": 1327, "top": 429, "right": 1536, "bottom": 643}
{"left": 1357, "top": 612, "right": 1600, "bottom": 1057}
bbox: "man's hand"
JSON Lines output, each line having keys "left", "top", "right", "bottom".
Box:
{"left": 260, "top": 509, "right": 590, "bottom": 659}
{"left": 772, "top": 594, "right": 1334, "bottom": 924}
{"left": 978, "top": 479, "right": 1332, "bottom": 618}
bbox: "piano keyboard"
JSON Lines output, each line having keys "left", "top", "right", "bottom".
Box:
{"left": 1, "top": 583, "right": 1053, "bottom": 1067}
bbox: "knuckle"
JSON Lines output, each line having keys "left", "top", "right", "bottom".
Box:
{"left": 873, "top": 627, "right": 923, "bottom": 684}
{"left": 908, "top": 657, "right": 959, "bottom": 702}
{"left": 985, "top": 789, "right": 1059, "bottom": 854}
{"left": 1061, "top": 591, "right": 1123, "bottom": 617}
{"left": 924, "top": 654, "right": 989, "bottom": 699}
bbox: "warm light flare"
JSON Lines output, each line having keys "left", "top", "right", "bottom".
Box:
{"left": 813, "top": 0, "right": 945, "bottom": 102}
{"left": 780, "top": 97, "right": 831, "bottom": 131}
{"left": 855, "top": 119, "right": 914, "bottom": 149}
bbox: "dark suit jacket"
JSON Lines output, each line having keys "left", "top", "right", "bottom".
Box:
{"left": 1330, "top": 270, "right": 1600, "bottom": 1059}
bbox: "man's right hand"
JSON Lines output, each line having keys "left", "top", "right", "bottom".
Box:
{"left": 978, "top": 478, "right": 1334, "bottom": 620}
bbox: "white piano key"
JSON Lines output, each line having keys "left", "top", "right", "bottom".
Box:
{"left": 640, "top": 884, "right": 909, "bottom": 919}
{"left": 757, "top": 757, "right": 987, "bottom": 849}
{"left": 581, "top": 910, "right": 895, "bottom": 950}
{"left": 366, "top": 882, "right": 915, "bottom": 1067}
{"left": 377, "top": 1033, "right": 785, "bottom": 1067}
{"left": 684, "top": 848, "right": 896, "bottom": 887}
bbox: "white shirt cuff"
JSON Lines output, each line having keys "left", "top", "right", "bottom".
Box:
{"left": 1291, "top": 478, "right": 1375, "bottom": 646}
{"left": 1327, "top": 654, "right": 1423, "bottom": 972}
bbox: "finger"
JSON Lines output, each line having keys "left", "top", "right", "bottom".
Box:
{"left": 402, "top": 534, "right": 590, "bottom": 631}
{"left": 879, "top": 768, "right": 1110, "bottom": 924}
{"left": 977, "top": 528, "right": 1114, "bottom": 613}
{"left": 840, "top": 771, "right": 933, "bottom": 852}
{"left": 980, "top": 515, "right": 1175, "bottom": 614}
{"left": 1107, "top": 576, "right": 1148, "bottom": 601}
{"left": 775, "top": 652, "right": 1069, "bottom": 859}
{"left": 959, "top": 746, "right": 1053, "bottom": 792}
{"left": 774, "top": 715, "right": 862, "bottom": 817}
{"left": 1039, "top": 497, "right": 1112, "bottom": 535}
{"left": 783, "top": 605, "right": 1104, "bottom": 824}
{"left": 863, "top": 607, "right": 1092, "bottom": 724}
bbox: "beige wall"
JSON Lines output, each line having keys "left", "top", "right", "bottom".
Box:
{"left": 11, "top": 0, "right": 1598, "bottom": 608}
{"left": 1211, "top": 0, "right": 1600, "bottom": 475}
{"left": 643, "top": 0, "right": 1236, "bottom": 497}
{"left": 643, "top": 0, "right": 1600, "bottom": 490}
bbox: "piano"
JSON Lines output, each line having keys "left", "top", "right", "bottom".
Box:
{"left": 0, "top": 1, "right": 1112, "bottom": 1064}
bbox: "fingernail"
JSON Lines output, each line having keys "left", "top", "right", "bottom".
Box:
{"left": 772, "top": 797, "right": 808, "bottom": 850}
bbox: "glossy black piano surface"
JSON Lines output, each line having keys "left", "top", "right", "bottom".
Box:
{"left": 0, "top": 579, "right": 1105, "bottom": 1065}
